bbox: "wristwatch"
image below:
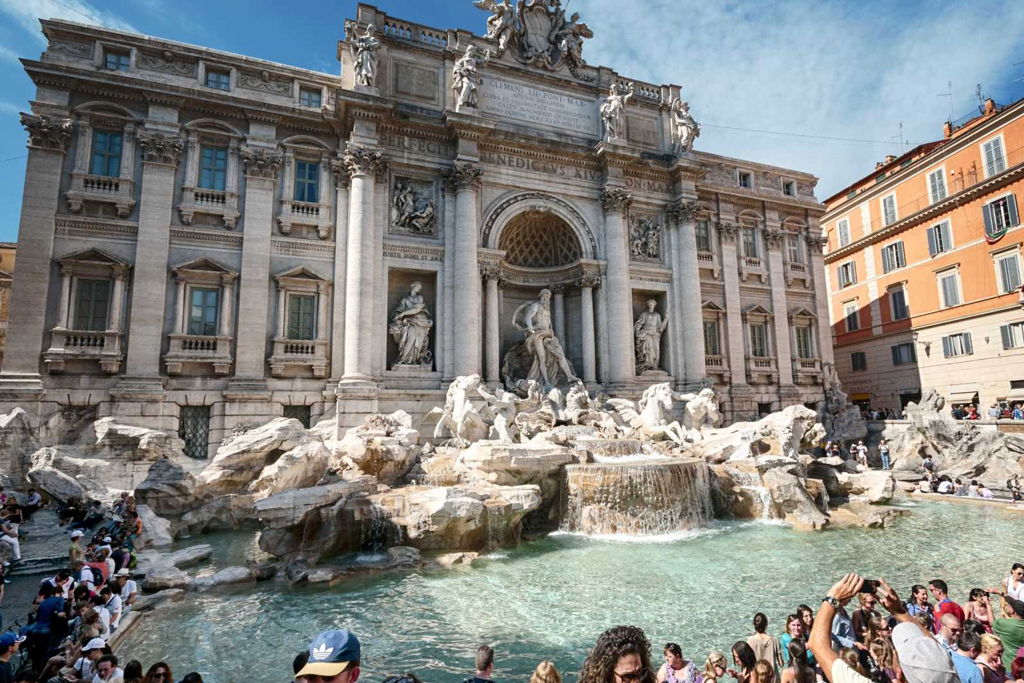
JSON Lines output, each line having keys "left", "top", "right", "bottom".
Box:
{"left": 822, "top": 596, "right": 840, "bottom": 609}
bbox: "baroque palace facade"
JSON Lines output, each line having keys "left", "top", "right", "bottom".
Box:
{"left": 2, "top": 2, "right": 829, "bottom": 457}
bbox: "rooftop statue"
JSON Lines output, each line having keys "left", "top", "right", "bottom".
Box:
{"left": 346, "top": 21, "right": 381, "bottom": 88}
{"left": 474, "top": 0, "right": 594, "bottom": 79}
{"left": 600, "top": 81, "right": 634, "bottom": 142}
{"left": 670, "top": 98, "right": 701, "bottom": 155}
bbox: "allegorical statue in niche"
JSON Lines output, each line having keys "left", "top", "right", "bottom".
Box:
{"left": 502, "top": 288, "right": 579, "bottom": 393}
{"left": 392, "top": 180, "right": 437, "bottom": 234}
{"left": 452, "top": 45, "right": 492, "bottom": 112}
{"left": 347, "top": 22, "right": 381, "bottom": 88}
{"left": 389, "top": 282, "right": 433, "bottom": 368}
{"left": 634, "top": 299, "right": 668, "bottom": 374}
{"left": 600, "top": 81, "right": 634, "bottom": 141}
{"left": 669, "top": 98, "right": 701, "bottom": 155}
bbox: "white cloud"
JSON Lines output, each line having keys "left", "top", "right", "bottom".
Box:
{"left": 575, "top": 0, "right": 1024, "bottom": 198}
{"left": 0, "top": 0, "right": 138, "bottom": 44}
{"left": 0, "top": 101, "right": 21, "bottom": 116}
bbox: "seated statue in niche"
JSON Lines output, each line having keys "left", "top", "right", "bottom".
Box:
{"left": 634, "top": 299, "right": 668, "bottom": 374}
{"left": 502, "top": 288, "right": 579, "bottom": 395}
{"left": 389, "top": 282, "right": 433, "bottom": 368}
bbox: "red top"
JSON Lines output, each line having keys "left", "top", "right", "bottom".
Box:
{"left": 934, "top": 598, "right": 965, "bottom": 633}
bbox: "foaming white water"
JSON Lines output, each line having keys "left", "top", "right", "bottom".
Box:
{"left": 550, "top": 524, "right": 727, "bottom": 544}
{"left": 353, "top": 552, "right": 388, "bottom": 563}
{"left": 590, "top": 453, "right": 672, "bottom": 464}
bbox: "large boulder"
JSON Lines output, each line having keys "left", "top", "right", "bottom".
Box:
{"left": 194, "top": 566, "right": 255, "bottom": 590}
{"left": 0, "top": 408, "right": 41, "bottom": 485}
{"left": 456, "top": 442, "right": 577, "bottom": 487}
{"left": 178, "top": 495, "right": 255, "bottom": 535}
{"left": 695, "top": 405, "right": 821, "bottom": 463}
{"left": 197, "top": 418, "right": 313, "bottom": 494}
{"left": 250, "top": 441, "right": 331, "bottom": 501}
{"left": 26, "top": 448, "right": 86, "bottom": 502}
{"left": 331, "top": 414, "right": 420, "bottom": 486}
{"left": 828, "top": 503, "right": 909, "bottom": 529}
{"left": 762, "top": 467, "right": 829, "bottom": 530}
{"left": 835, "top": 471, "right": 896, "bottom": 504}
{"left": 136, "top": 504, "right": 174, "bottom": 548}
{"left": 254, "top": 478, "right": 376, "bottom": 529}
{"left": 143, "top": 566, "right": 191, "bottom": 591}
{"left": 86, "top": 419, "right": 183, "bottom": 461}
{"left": 134, "top": 458, "right": 204, "bottom": 516}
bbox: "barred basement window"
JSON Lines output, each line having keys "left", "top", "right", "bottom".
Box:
{"left": 283, "top": 405, "right": 312, "bottom": 428}
{"left": 179, "top": 406, "right": 211, "bottom": 460}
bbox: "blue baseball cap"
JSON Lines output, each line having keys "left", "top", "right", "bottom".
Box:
{"left": 296, "top": 629, "right": 361, "bottom": 679}
{"left": 0, "top": 632, "right": 26, "bottom": 649}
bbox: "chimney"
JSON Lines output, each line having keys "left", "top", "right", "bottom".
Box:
{"left": 884, "top": 154, "right": 897, "bottom": 164}
{"left": 875, "top": 161, "right": 884, "bottom": 170}
{"left": 943, "top": 121, "right": 953, "bottom": 139}
{"left": 984, "top": 98, "right": 996, "bottom": 115}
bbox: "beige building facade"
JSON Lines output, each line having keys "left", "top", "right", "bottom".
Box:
{"left": 1, "top": 3, "right": 828, "bottom": 459}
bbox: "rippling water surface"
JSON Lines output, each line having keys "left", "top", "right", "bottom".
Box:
{"left": 120, "top": 502, "right": 1021, "bottom": 683}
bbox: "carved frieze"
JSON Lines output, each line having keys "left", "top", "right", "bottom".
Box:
{"left": 47, "top": 37, "right": 92, "bottom": 59}
{"left": 599, "top": 187, "right": 633, "bottom": 215}
{"left": 21, "top": 114, "right": 72, "bottom": 151}
{"left": 630, "top": 215, "right": 662, "bottom": 262}
{"left": 238, "top": 70, "right": 292, "bottom": 95}
{"left": 241, "top": 148, "right": 283, "bottom": 179}
{"left": 442, "top": 162, "right": 484, "bottom": 192}
{"left": 391, "top": 177, "right": 438, "bottom": 236}
{"left": 138, "top": 50, "right": 197, "bottom": 77}
{"left": 137, "top": 133, "right": 184, "bottom": 165}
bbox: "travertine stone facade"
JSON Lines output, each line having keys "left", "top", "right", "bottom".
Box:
{"left": 0, "top": 4, "right": 827, "bottom": 456}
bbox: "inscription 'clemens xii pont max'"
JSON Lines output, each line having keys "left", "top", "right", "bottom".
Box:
{"left": 478, "top": 77, "right": 598, "bottom": 137}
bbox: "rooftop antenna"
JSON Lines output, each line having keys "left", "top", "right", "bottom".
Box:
{"left": 1015, "top": 61, "right": 1024, "bottom": 83}
{"left": 890, "top": 121, "right": 905, "bottom": 155}
{"left": 937, "top": 81, "right": 953, "bottom": 123}
{"left": 976, "top": 83, "right": 984, "bottom": 111}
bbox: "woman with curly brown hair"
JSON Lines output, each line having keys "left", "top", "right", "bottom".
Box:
{"left": 579, "top": 626, "right": 658, "bottom": 683}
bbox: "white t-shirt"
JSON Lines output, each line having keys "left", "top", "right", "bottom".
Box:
{"left": 79, "top": 566, "right": 96, "bottom": 590}
{"left": 1005, "top": 577, "right": 1024, "bottom": 601}
{"left": 75, "top": 656, "right": 95, "bottom": 682}
{"left": 95, "top": 605, "right": 111, "bottom": 640}
{"left": 105, "top": 594, "right": 123, "bottom": 629}
{"left": 832, "top": 660, "right": 872, "bottom": 683}
{"left": 119, "top": 579, "right": 138, "bottom": 605}
{"left": 92, "top": 667, "right": 124, "bottom": 683}
{"left": 104, "top": 557, "right": 116, "bottom": 578}
{"left": 938, "top": 480, "right": 953, "bottom": 493}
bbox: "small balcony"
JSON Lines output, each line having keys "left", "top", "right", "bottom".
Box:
{"left": 739, "top": 255, "right": 768, "bottom": 284}
{"left": 704, "top": 354, "right": 730, "bottom": 381}
{"left": 696, "top": 250, "right": 721, "bottom": 279}
{"left": 745, "top": 356, "right": 778, "bottom": 384}
{"left": 44, "top": 329, "right": 123, "bottom": 374}
{"left": 793, "top": 356, "right": 823, "bottom": 385}
{"left": 278, "top": 199, "right": 332, "bottom": 239}
{"left": 179, "top": 186, "right": 240, "bottom": 229}
{"left": 65, "top": 173, "right": 136, "bottom": 218}
{"left": 784, "top": 260, "right": 813, "bottom": 289}
{"left": 269, "top": 338, "right": 329, "bottom": 378}
{"left": 164, "top": 334, "right": 234, "bottom": 375}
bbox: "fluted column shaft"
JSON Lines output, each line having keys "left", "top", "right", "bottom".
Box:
{"left": 580, "top": 278, "right": 598, "bottom": 384}
{"left": 330, "top": 169, "right": 350, "bottom": 379}
{"left": 601, "top": 188, "right": 635, "bottom": 385}
{"left": 484, "top": 274, "right": 500, "bottom": 383}
{"left": 450, "top": 163, "right": 483, "bottom": 377}
{"left": 676, "top": 204, "right": 706, "bottom": 384}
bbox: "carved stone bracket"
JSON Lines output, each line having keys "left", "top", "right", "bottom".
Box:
{"left": 443, "top": 162, "right": 484, "bottom": 193}
{"left": 241, "top": 147, "right": 283, "bottom": 180}
{"left": 138, "top": 133, "right": 185, "bottom": 166}
{"left": 600, "top": 187, "right": 633, "bottom": 215}
{"left": 763, "top": 228, "right": 785, "bottom": 249}
{"left": 717, "top": 222, "right": 740, "bottom": 242}
{"left": 806, "top": 234, "right": 828, "bottom": 254}
{"left": 578, "top": 272, "right": 601, "bottom": 289}
{"left": 343, "top": 145, "right": 386, "bottom": 179}
{"left": 21, "top": 114, "right": 73, "bottom": 152}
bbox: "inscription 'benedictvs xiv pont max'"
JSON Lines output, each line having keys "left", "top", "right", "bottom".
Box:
{"left": 0, "top": 1, "right": 828, "bottom": 466}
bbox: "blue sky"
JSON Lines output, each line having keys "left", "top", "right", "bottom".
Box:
{"left": 1, "top": 0, "right": 1023, "bottom": 243}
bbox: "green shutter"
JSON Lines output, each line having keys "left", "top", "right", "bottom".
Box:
{"left": 1009, "top": 194, "right": 1020, "bottom": 227}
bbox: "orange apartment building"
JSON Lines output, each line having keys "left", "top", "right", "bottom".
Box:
{"left": 822, "top": 98, "right": 1024, "bottom": 413}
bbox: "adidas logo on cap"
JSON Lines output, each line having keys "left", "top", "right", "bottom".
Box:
{"left": 311, "top": 643, "right": 334, "bottom": 661}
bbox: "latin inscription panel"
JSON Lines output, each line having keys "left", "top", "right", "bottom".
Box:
{"left": 478, "top": 77, "right": 598, "bottom": 137}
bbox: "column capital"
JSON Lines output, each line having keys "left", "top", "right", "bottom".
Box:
{"left": 21, "top": 113, "right": 73, "bottom": 152}
{"left": 666, "top": 198, "right": 701, "bottom": 225}
{"left": 479, "top": 263, "right": 502, "bottom": 282}
{"left": 600, "top": 187, "right": 633, "bottom": 215}
{"left": 763, "top": 228, "right": 786, "bottom": 249}
{"left": 138, "top": 133, "right": 185, "bottom": 166}
{"left": 578, "top": 272, "right": 601, "bottom": 289}
{"left": 550, "top": 283, "right": 567, "bottom": 294}
{"left": 241, "top": 147, "right": 283, "bottom": 179}
{"left": 717, "top": 221, "right": 740, "bottom": 242}
{"left": 330, "top": 158, "right": 351, "bottom": 189}
{"left": 342, "top": 144, "right": 386, "bottom": 179}
{"left": 443, "top": 162, "right": 484, "bottom": 193}
{"left": 806, "top": 234, "right": 828, "bottom": 254}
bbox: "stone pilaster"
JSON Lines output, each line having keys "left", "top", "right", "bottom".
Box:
{"left": 445, "top": 162, "right": 484, "bottom": 377}
{"left": 228, "top": 146, "right": 282, "bottom": 395}
{"left": 340, "top": 144, "right": 385, "bottom": 386}
{"left": 807, "top": 230, "right": 834, "bottom": 365}
{"left": 579, "top": 272, "right": 600, "bottom": 386}
{"left": 600, "top": 187, "right": 635, "bottom": 386}
{"left": 329, "top": 160, "right": 351, "bottom": 380}
{"left": 764, "top": 226, "right": 794, "bottom": 387}
{"left": 671, "top": 199, "right": 707, "bottom": 385}
{"left": 0, "top": 114, "right": 73, "bottom": 393}
{"left": 718, "top": 222, "right": 748, "bottom": 388}
{"left": 481, "top": 265, "right": 501, "bottom": 384}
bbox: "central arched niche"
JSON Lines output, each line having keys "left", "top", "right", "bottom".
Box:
{"left": 499, "top": 209, "right": 582, "bottom": 268}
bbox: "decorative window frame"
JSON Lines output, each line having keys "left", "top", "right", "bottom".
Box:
{"left": 887, "top": 281, "right": 910, "bottom": 321}
{"left": 880, "top": 191, "right": 898, "bottom": 227}
{"left": 701, "top": 300, "right": 729, "bottom": 380}
{"left": 991, "top": 243, "right": 1023, "bottom": 296}
{"left": 737, "top": 214, "right": 767, "bottom": 283}
{"left": 781, "top": 177, "right": 797, "bottom": 197}
{"left": 178, "top": 119, "right": 243, "bottom": 229}
{"left": 837, "top": 260, "right": 857, "bottom": 288}
{"left": 270, "top": 266, "right": 331, "bottom": 378}
{"left": 736, "top": 168, "right": 754, "bottom": 189}
{"left": 837, "top": 217, "right": 851, "bottom": 247}
{"left": 850, "top": 351, "right": 867, "bottom": 373}
{"left": 789, "top": 306, "right": 821, "bottom": 383}
{"left": 782, "top": 220, "right": 811, "bottom": 288}
{"left": 982, "top": 191, "right": 1019, "bottom": 244}
{"left": 296, "top": 83, "right": 328, "bottom": 110}
{"left": 198, "top": 60, "right": 236, "bottom": 92}
{"left": 278, "top": 135, "right": 335, "bottom": 239}
{"left": 44, "top": 248, "right": 130, "bottom": 375}
{"left": 742, "top": 304, "right": 777, "bottom": 384}
{"left": 980, "top": 132, "right": 1008, "bottom": 179}
{"left": 93, "top": 41, "right": 136, "bottom": 72}
{"left": 65, "top": 102, "right": 138, "bottom": 218}
{"left": 935, "top": 264, "right": 963, "bottom": 310}
{"left": 926, "top": 165, "right": 948, "bottom": 204}
{"left": 164, "top": 257, "right": 238, "bottom": 376}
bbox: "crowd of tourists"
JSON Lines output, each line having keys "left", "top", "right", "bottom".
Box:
{"left": 950, "top": 404, "right": 1024, "bottom": 421}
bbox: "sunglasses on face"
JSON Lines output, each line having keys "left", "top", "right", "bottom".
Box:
{"left": 616, "top": 668, "right": 649, "bottom": 683}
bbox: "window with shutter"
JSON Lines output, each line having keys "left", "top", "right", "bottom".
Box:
{"left": 986, "top": 195, "right": 1019, "bottom": 241}
{"left": 795, "top": 326, "right": 813, "bottom": 359}
{"left": 851, "top": 351, "right": 867, "bottom": 372}
{"left": 939, "top": 273, "right": 960, "bottom": 308}
{"left": 890, "top": 288, "right": 909, "bottom": 320}
{"left": 928, "top": 169, "right": 947, "bottom": 203}
{"left": 996, "top": 254, "right": 1023, "bottom": 294}
{"left": 90, "top": 131, "right": 123, "bottom": 178}
{"left": 838, "top": 219, "right": 850, "bottom": 247}
{"left": 882, "top": 195, "right": 897, "bottom": 226}
{"left": 983, "top": 137, "right": 1006, "bottom": 177}
{"left": 287, "top": 295, "right": 316, "bottom": 340}
{"left": 928, "top": 222, "right": 952, "bottom": 256}
{"left": 1002, "top": 323, "right": 1024, "bottom": 349}
{"left": 703, "top": 321, "right": 719, "bottom": 356}
{"left": 750, "top": 323, "right": 768, "bottom": 357}
{"left": 844, "top": 302, "right": 859, "bottom": 332}
{"left": 74, "top": 279, "right": 110, "bottom": 331}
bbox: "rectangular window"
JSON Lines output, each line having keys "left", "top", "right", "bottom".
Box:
{"left": 750, "top": 323, "right": 769, "bottom": 357}
{"left": 787, "top": 234, "right": 803, "bottom": 264}
{"left": 703, "top": 320, "right": 720, "bottom": 356}
{"left": 287, "top": 294, "right": 316, "bottom": 340}
{"left": 983, "top": 136, "right": 1006, "bottom": 178}
{"left": 926, "top": 221, "right": 953, "bottom": 256}
{"left": 738, "top": 171, "right": 752, "bottom": 188}
{"left": 198, "top": 146, "right": 228, "bottom": 191}
{"left": 996, "top": 252, "right": 1023, "bottom": 295}
{"left": 294, "top": 161, "right": 320, "bottom": 203}
{"left": 695, "top": 221, "right": 711, "bottom": 252}
{"left": 838, "top": 261, "right": 857, "bottom": 288}
{"left": 1001, "top": 322, "right": 1024, "bottom": 349}
{"left": 941, "top": 332, "right": 973, "bottom": 358}
{"left": 188, "top": 287, "right": 219, "bottom": 337}
{"left": 838, "top": 219, "right": 851, "bottom": 247}
{"left": 889, "top": 287, "right": 909, "bottom": 321}
{"left": 89, "top": 130, "right": 123, "bottom": 178}
{"left": 843, "top": 301, "right": 859, "bottom": 333}
{"left": 851, "top": 351, "right": 867, "bottom": 372}
{"left": 205, "top": 69, "right": 231, "bottom": 90}
{"left": 299, "top": 87, "right": 322, "bottom": 108}
{"left": 983, "top": 194, "right": 1020, "bottom": 240}
{"left": 891, "top": 342, "right": 917, "bottom": 366}
{"left": 74, "top": 279, "right": 110, "bottom": 332}
{"left": 783, "top": 180, "right": 796, "bottom": 196}
{"left": 881, "top": 241, "right": 906, "bottom": 273}
{"left": 795, "top": 326, "right": 813, "bottom": 359}
{"left": 742, "top": 227, "right": 758, "bottom": 258}
{"left": 928, "top": 169, "right": 947, "bottom": 204}
{"left": 938, "top": 271, "right": 961, "bottom": 308}
{"left": 881, "top": 194, "right": 897, "bottom": 226}
{"left": 104, "top": 49, "right": 130, "bottom": 72}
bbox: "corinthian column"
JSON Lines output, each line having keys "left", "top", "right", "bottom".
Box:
{"left": 600, "top": 187, "right": 635, "bottom": 386}
{"left": 481, "top": 265, "right": 501, "bottom": 384}
{"left": 329, "top": 161, "right": 351, "bottom": 380}
{"left": 764, "top": 227, "right": 794, "bottom": 386}
{"left": 672, "top": 199, "right": 707, "bottom": 384}
{"left": 445, "top": 162, "right": 484, "bottom": 377}
{"left": 579, "top": 272, "right": 600, "bottom": 385}
{"left": 340, "top": 144, "right": 385, "bottom": 385}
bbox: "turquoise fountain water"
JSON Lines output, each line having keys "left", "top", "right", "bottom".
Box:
{"left": 120, "top": 502, "right": 1021, "bottom": 683}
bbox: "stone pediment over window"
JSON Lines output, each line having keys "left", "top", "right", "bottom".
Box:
{"left": 788, "top": 306, "right": 816, "bottom": 322}
{"left": 273, "top": 265, "right": 330, "bottom": 287}
{"left": 701, "top": 300, "right": 726, "bottom": 314}
{"left": 56, "top": 247, "right": 131, "bottom": 273}
{"left": 66, "top": 102, "right": 139, "bottom": 218}
{"left": 179, "top": 119, "right": 242, "bottom": 229}
{"left": 742, "top": 303, "right": 773, "bottom": 320}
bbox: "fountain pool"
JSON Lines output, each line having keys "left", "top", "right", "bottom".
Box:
{"left": 119, "top": 501, "right": 1020, "bottom": 683}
